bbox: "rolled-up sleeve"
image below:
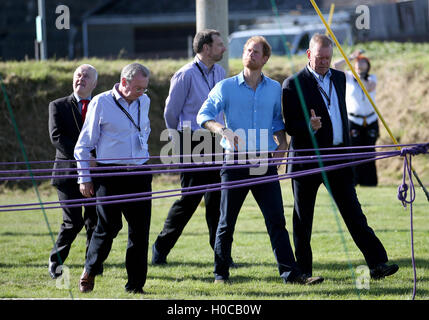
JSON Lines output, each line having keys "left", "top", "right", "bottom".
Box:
{"left": 197, "top": 82, "right": 225, "bottom": 128}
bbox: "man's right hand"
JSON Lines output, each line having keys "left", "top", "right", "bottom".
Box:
{"left": 222, "top": 128, "right": 244, "bottom": 151}
{"left": 310, "top": 109, "right": 322, "bottom": 132}
{"left": 80, "top": 182, "right": 94, "bottom": 198}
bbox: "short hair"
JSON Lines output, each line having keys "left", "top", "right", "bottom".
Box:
{"left": 193, "top": 29, "right": 221, "bottom": 54}
{"left": 120, "top": 62, "right": 150, "bottom": 82}
{"left": 244, "top": 36, "right": 272, "bottom": 57}
{"left": 309, "top": 33, "right": 333, "bottom": 51}
{"left": 75, "top": 64, "right": 98, "bottom": 81}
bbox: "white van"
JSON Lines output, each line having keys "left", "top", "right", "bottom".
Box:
{"left": 228, "top": 23, "right": 353, "bottom": 58}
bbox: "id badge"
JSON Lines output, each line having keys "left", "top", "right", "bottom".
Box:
{"left": 138, "top": 134, "right": 148, "bottom": 150}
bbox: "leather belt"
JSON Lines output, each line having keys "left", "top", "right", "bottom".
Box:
{"left": 96, "top": 162, "right": 145, "bottom": 171}
{"left": 348, "top": 112, "right": 375, "bottom": 118}
{"left": 348, "top": 112, "right": 375, "bottom": 127}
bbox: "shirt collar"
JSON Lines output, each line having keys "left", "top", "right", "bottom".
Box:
{"left": 237, "top": 71, "right": 266, "bottom": 86}
{"left": 73, "top": 92, "right": 91, "bottom": 102}
{"left": 307, "top": 64, "right": 332, "bottom": 82}
{"left": 112, "top": 83, "right": 127, "bottom": 102}
{"left": 194, "top": 56, "right": 214, "bottom": 75}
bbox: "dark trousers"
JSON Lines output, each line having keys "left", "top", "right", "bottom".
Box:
{"left": 154, "top": 132, "right": 222, "bottom": 256}
{"left": 214, "top": 165, "right": 300, "bottom": 281}
{"left": 50, "top": 181, "right": 97, "bottom": 265}
{"left": 85, "top": 166, "right": 152, "bottom": 291}
{"left": 291, "top": 167, "right": 388, "bottom": 276}
{"left": 349, "top": 120, "right": 379, "bottom": 186}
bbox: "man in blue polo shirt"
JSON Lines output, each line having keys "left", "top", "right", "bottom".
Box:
{"left": 197, "top": 36, "right": 323, "bottom": 285}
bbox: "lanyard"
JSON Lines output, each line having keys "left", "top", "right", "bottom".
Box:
{"left": 316, "top": 78, "right": 333, "bottom": 108}
{"left": 112, "top": 94, "right": 141, "bottom": 132}
{"left": 194, "top": 62, "right": 213, "bottom": 91}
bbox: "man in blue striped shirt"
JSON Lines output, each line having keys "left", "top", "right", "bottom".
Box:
{"left": 152, "top": 30, "right": 228, "bottom": 266}
{"left": 197, "top": 36, "right": 323, "bottom": 285}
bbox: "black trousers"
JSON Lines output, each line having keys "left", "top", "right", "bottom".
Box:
{"left": 291, "top": 167, "right": 388, "bottom": 276}
{"left": 85, "top": 165, "right": 152, "bottom": 291}
{"left": 214, "top": 165, "right": 300, "bottom": 281}
{"left": 349, "top": 120, "right": 379, "bottom": 186}
{"left": 50, "top": 181, "right": 97, "bottom": 265}
{"left": 154, "top": 132, "right": 222, "bottom": 257}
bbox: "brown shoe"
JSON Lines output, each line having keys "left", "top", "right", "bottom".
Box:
{"left": 79, "top": 269, "right": 95, "bottom": 293}
{"left": 288, "top": 274, "right": 324, "bottom": 285}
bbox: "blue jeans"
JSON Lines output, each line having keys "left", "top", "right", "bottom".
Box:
{"left": 214, "top": 164, "right": 301, "bottom": 282}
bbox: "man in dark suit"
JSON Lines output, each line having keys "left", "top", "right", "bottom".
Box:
{"left": 282, "top": 34, "right": 398, "bottom": 280}
{"left": 48, "top": 64, "right": 99, "bottom": 279}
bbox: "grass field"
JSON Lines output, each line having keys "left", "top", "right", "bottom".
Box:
{"left": 0, "top": 172, "right": 428, "bottom": 301}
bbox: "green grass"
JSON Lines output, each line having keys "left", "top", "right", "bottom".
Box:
{"left": 0, "top": 176, "right": 428, "bottom": 300}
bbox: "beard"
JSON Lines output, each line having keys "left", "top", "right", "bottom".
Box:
{"left": 243, "top": 58, "right": 260, "bottom": 70}
{"left": 210, "top": 52, "right": 224, "bottom": 63}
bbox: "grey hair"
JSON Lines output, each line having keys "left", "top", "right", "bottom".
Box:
{"left": 309, "top": 33, "right": 333, "bottom": 51}
{"left": 76, "top": 64, "right": 98, "bottom": 80}
{"left": 120, "top": 62, "right": 150, "bottom": 82}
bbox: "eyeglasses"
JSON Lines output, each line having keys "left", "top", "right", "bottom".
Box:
{"left": 135, "top": 88, "right": 148, "bottom": 94}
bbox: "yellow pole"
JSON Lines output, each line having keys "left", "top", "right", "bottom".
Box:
{"left": 325, "top": 3, "right": 335, "bottom": 36}
{"left": 309, "top": 0, "right": 400, "bottom": 149}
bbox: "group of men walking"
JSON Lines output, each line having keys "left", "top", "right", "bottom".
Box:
{"left": 48, "top": 29, "right": 398, "bottom": 294}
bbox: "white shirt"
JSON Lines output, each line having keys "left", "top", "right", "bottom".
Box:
{"left": 307, "top": 65, "right": 343, "bottom": 146}
{"left": 345, "top": 71, "right": 378, "bottom": 126}
{"left": 74, "top": 84, "right": 151, "bottom": 183}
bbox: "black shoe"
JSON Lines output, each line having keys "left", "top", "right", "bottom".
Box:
{"left": 48, "top": 260, "right": 62, "bottom": 279}
{"left": 370, "top": 263, "right": 399, "bottom": 280}
{"left": 151, "top": 243, "right": 167, "bottom": 265}
{"left": 287, "top": 274, "right": 324, "bottom": 285}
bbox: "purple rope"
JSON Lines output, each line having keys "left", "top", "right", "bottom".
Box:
{"left": 0, "top": 150, "right": 400, "bottom": 181}
{"left": 0, "top": 150, "right": 395, "bottom": 176}
{"left": 0, "top": 153, "right": 396, "bottom": 212}
{"left": 0, "top": 143, "right": 420, "bottom": 167}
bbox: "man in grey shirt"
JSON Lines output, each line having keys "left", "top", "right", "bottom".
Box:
{"left": 152, "top": 29, "right": 228, "bottom": 265}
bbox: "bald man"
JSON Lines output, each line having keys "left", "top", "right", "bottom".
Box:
{"left": 48, "top": 64, "right": 100, "bottom": 279}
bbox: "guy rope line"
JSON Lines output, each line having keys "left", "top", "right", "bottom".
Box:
{"left": 0, "top": 149, "right": 407, "bottom": 212}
